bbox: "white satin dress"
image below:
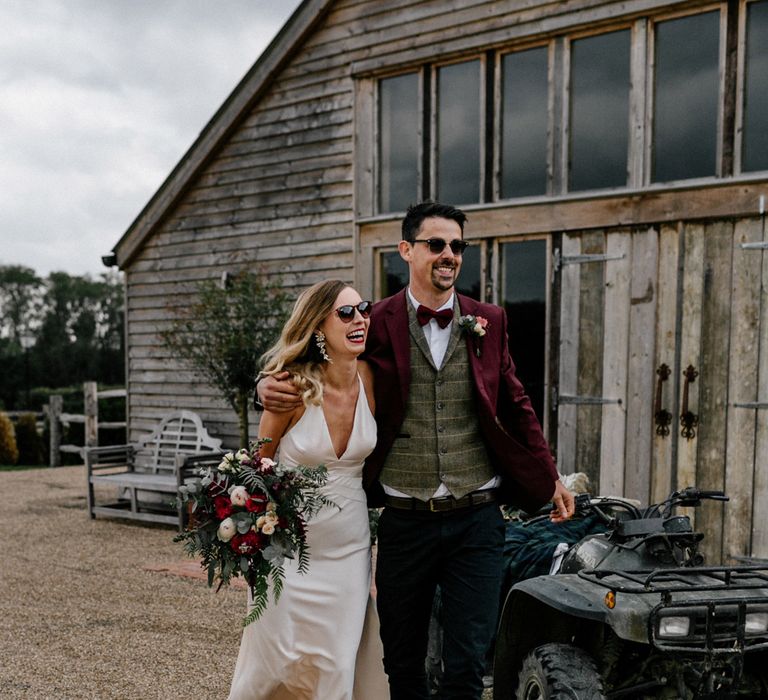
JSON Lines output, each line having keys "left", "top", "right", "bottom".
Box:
{"left": 228, "top": 377, "right": 388, "bottom": 700}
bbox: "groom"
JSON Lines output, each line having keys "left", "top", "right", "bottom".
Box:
{"left": 258, "top": 201, "right": 573, "bottom": 699}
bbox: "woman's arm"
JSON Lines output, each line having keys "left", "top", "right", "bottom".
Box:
{"left": 257, "top": 406, "right": 303, "bottom": 459}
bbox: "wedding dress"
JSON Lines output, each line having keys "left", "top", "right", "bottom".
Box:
{"left": 228, "top": 376, "right": 388, "bottom": 700}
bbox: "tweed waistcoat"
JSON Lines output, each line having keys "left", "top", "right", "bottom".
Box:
{"left": 379, "top": 300, "right": 494, "bottom": 500}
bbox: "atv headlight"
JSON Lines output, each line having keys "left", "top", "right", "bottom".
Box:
{"left": 745, "top": 612, "right": 768, "bottom": 635}
{"left": 658, "top": 615, "right": 690, "bottom": 638}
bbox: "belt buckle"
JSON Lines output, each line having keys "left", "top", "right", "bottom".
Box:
{"left": 428, "top": 498, "right": 439, "bottom": 512}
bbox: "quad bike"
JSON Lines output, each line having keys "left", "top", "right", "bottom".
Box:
{"left": 493, "top": 487, "right": 768, "bottom": 699}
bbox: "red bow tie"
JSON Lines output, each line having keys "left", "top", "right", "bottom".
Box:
{"left": 416, "top": 305, "right": 454, "bottom": 329}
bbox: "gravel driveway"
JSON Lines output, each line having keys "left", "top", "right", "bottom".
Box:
{"left": 0, "top": 466, "right": 242, "bottom": 699}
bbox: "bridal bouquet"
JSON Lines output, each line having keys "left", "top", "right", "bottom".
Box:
{"left": 174, "top": 439, "right": 332, "bottom": 626}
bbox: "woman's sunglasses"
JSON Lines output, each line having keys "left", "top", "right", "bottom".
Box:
{"left": 411, "top": 237, "right": 470, "bottom": 255}
{"left": 335, "top": 300, "right": 373, "bottom": 322}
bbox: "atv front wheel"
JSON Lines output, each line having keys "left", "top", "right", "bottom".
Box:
{"left": 516, "top": 643, "right": 605, "bottom": 699}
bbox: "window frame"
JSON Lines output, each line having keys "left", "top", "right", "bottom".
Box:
{"left": 430, "top": 55, "right": 488, "bottom": 206}
{"left": 564, "top": 22, "right": 636, "bottom": 195}
{"left": 494, "top": 40, "right": 554, "bottom": 201}
{"left": 645, "top": 4, "right": 727, "bottom": 185}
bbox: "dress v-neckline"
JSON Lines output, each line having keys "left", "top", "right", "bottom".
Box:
{"left": 321, "top": 375, "right": 361, "bottom": 461}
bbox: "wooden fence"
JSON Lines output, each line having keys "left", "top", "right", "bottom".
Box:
{"left": 47, "top": 382, "right": 126, "bottom": 467}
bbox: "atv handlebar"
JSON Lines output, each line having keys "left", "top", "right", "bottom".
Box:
{"left": 569, "top": 487, "right": 729, "bottom": 525}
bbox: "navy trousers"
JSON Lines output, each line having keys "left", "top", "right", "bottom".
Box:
{"left": 375, "top": 502, "right": 505, "bottom": 700}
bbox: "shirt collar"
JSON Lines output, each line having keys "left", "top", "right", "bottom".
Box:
{"left": 407, "top": 288, "right": 455, "bottom": 313}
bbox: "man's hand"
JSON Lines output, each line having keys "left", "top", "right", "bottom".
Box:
{"left": 257, "top": 371, "right": 302, "bottom": 413}
{"left": 549, "top": 480, "right": 575, "bottom": 523}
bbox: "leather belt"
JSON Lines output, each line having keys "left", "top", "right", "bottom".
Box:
{"left": 384, "top": 489, "right": 498, "bottom": 513}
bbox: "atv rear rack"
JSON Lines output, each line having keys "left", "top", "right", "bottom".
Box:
{"left": 578, "top": 564, "right": 768, "bottom": 594}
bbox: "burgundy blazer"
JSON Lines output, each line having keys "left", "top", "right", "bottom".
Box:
{"left": 362, "top": 289, "right": 558, "bottom": 514}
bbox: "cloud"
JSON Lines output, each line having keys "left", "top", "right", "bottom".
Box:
{"left": 0, "top": 0, "right": 302, "bottom": 277}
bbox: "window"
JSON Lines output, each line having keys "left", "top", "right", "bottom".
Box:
{"left": 500, "top": 240, "right": 548, "bottom": 422}
{"left": 743, "top": 0, "right": 768, "bottom": 172}
{"left": 371, "top": 4, "right": 762, "bottom": 212}
{"left": 501, "top": 47, "right": 549, "bottom": 197}
{"left": 569, "top": 30, "right": 631, "bottom": 191}
{"left": 379, "top": 72, "right": 420, "bottom": 212}
{"left": 652, "top": 12, "right": 720, "bottom": 183}
{"left": 436, "top": 60, "right": 482, "bottom": 204}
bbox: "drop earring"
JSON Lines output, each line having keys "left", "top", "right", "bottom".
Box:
{"left": 314, "top": 330, "right": 331, "bottom": 362}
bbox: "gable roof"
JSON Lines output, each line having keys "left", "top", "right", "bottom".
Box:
{"left": 108, "top": 0, "right": 334, "bottom": 270}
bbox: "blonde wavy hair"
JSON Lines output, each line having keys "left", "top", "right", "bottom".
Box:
{"left": 260, "top": 279, "right": 351, "bottom": 405}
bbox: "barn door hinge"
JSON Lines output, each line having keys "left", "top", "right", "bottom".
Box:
{"left": 733, "top": 401, "right": 768, "bottom": 409}
{"left": 557, "top": 394, "right": 622, "bottom": 406}
{"left": 553, "top": 249, "right": 627, "bottom": 272}
{"left": 739, "top": 242, "right": 768, "bottom": 250}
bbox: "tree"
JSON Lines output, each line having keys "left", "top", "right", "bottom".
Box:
{"left": 161, "top": 272, "right": 291, "bottom": 448}
{"left": 0, "top": 266, "right": 43, "bottom": 408}
{"left": 0, "top": 268, "right": 125, "bottom": 409}
{"left": 0, "top": 265, "right": 43, "bottom": 347}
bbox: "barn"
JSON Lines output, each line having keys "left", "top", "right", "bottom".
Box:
{"left": 107, "top": 0, "right": 768, "bottom": 563}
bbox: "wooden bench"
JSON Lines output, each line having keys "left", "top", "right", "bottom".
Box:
{"left": 85, "top": 410, "right": 224, "bottom": 530}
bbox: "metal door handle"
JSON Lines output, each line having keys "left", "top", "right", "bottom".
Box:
{"left": 680, "top": 365, "right": 699, "bottom": 440}
{"left": 654, "top": 363, "right": 672, "bottom": 437}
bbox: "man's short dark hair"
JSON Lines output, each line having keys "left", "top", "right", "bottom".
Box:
{"left": 401, "top": 201, "right": 467, "bottom": 241}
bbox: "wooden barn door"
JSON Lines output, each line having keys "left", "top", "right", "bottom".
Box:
{"left": 555, "top": 219, "right": 768, "bottom": 564}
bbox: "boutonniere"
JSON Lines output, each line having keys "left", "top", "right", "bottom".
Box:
{"left": 458, "top": 315, "right": 488, "bottom": 356}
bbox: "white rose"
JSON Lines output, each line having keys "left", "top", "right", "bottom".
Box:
{"left": 218, "top": 452, "right": 236, "bottom": 473}
{"left": 235, "top": 449, "right": 249, "bottom": 463}
{"left": 473, "top": 323, "right": 486, "bottom": 336}
{"left": 217, "top": 518, "right": 236, "bottom": 542}
{"left": 261, "top": 522, "right": 276, "bottom": 535}
{"left": 260, "top": 457, "right": 276, "bottom": 468}
{"left": 229, "top": 485, "right": 249, "bottom": 506}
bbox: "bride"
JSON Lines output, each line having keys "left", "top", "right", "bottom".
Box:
{"left": 228, "top": 279, "right": 388, "bottom": 700}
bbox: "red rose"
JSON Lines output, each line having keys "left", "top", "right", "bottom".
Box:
{"left": 245, "top": 494, "right": 268, "bottom": 513}
{"left": 213, "top": 496, "right": 234, "bottom": 520}
{"left": 231, "top": 531, "right": 268, "bottom": 555}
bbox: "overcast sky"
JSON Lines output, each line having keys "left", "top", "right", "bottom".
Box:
{"left": 0, "top": 0, "right": 303, "bottom": 278}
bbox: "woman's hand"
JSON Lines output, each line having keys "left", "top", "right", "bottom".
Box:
{"left": 257, "top": 371, "right": 302, "bottom": 413}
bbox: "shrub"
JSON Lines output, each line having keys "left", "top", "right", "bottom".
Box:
{"left": 16, "top": 413, "right": 44, "bottom": 465}
{"left": 0, "top": 412, "right": 19, "bottom": 465}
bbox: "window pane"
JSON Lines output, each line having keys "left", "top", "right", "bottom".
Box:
{"left": 436, "top": 60, "right": 481, "bottom": 204}
{"left": 501, "top": 48, "right": 548, "bottom": 198}
{"left": 653, "top": 12, "right": 719, "bottom": 183}
{"left": 570, "top": 30, "right": 630, "bottom": 191}
{"left": 500, "top": 240, "right": 547, "bottom": 422}
{"left": 379, "top": 244, "right": 481, "bottom": 300}
{"left": 379, "top": 73, "right": 420, "bottom": 212}
{"left": 743, "top": 1, "right": 768, "bottom": 172}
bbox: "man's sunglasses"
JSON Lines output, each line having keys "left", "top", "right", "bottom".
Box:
{"left": 335, "top": 300, "right": 373, "bottom": 322}
{"left": 411, "top": 238, "right": 469, "bottom": 255}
